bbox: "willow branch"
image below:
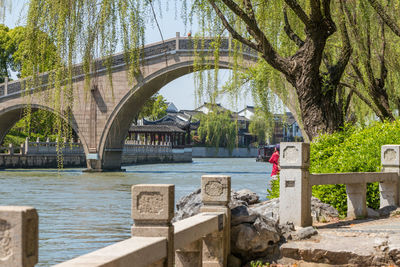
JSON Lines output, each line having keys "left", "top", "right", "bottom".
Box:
{"left": 340, "top": 82, "right": 382, "bottom": 118}
{"left": 367, "top": 0, "right": 400, "bottom": 37}
{"left": 283, "top": 7, "right": 305, "bottom": 47}
{"left": 208, "top": 1, "right": 259, "bottom": 52}
{"left": 379, "top": 19, "right": 387, "bottom": 83}
{"left": 209, "top": 0, "right": 292, "bottom": 76}
{"left": 328, "top": 0, "right": 352, "bottom": 85}
{"left": 283, "top": 0, "right": 311, "bottom": 27}
{"left": 344, "top": 89, "right": 353, "bottom": 116}
{"left": 309, "top": 0, "right": 322, "bottom": 21}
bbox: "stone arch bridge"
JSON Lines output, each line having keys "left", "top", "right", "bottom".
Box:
{"left": 0, "top": 34, "right": 257, "bottom": 171}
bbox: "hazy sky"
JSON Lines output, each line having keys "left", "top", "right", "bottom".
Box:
{"left": 4, "top": 0, "right": 254, "bottom": 111}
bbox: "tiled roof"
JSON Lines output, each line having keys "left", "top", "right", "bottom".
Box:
{"left": 129, "top": 125, "right": 185, "bottom": 133}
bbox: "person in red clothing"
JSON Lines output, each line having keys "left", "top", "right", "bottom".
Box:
{"left": 268, "top": 144, "right": 280, "bottom": 180}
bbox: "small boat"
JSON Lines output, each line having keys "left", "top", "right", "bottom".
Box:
{"left": 256, "top": 145, "right": 276, "bottom": 162}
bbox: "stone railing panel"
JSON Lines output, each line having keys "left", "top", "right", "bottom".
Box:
{"left": 309, "top": 172, "right": 398, "bottom": 185}
{"left": 54, "top": 237, "right": 167, "bottom": 267}
{"left": 0, "top": 206, "right": 38, "bottom": 267}
{"left": 279, "top": 142, "right": 400, "bottom": 224}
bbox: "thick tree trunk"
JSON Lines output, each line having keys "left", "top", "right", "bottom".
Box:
{"left": 283, "top": 34, "right": 344, "bottom": 140}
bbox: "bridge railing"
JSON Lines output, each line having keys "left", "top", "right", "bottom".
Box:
{"left": 279, "top": 143, "right": 400, "bottom": 226}
{"left": 0, "top": 175, "right": 231, "bottom": 267}
{"left": 123, "top": 140, "right": 172, "bottom": 155}
{"left": 0, "top": 33, "right": 258, "bottom": 99}
{"left": 22, "top": 138, "right": 84, "bottom": 155}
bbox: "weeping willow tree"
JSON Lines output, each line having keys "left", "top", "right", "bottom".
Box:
{"left": 336, "top": 1, "right": 400, "bottom": 123}
{"left": 20, "top": 0, "right": 400, "bottom": 145}
{"left": 196, "top": 109, "right": 237, "bottom": 153}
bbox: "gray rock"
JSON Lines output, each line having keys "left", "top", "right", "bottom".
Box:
{"left": 231, "top": 215, "right": 280, "bottom": 262}
{"left": 174, "top": 188, "right": 255, "bottom": 222}
{"left": 311, "top": 197, "right": 339, "bottom": 223}
{"left": 231, "top": 205, "right": 258, "bottom": 226}
{"left": 291, "top": 226, "right": 318, "bottom": 241}
{"left": 367, "top": 207, "right": 380, "bottom": 218}
{"left": 233, "top": 189, "right": 260, "bottom": 205}
{"left": 378, "top": 205, "right": 398, "bottom": 217}
{"left": 249, "top": 198, "right": 279, "bottom": 222}
{"left": 173, "top": 188, "right": 202, "bottom": 222}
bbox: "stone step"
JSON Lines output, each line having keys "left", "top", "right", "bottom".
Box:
{"left": 280, "top": 230, "right": 400, "bottom": 266}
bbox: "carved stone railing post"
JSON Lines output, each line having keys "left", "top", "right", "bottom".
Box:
{"left": 200, "top": 175, "right": 231, "bottom": 267}
{"left": 381, "top": 145, "right": 400, "bottom": 207}
{"left": 0, "top": 206, "right": 38, "bottom": 267}
{"left": 279, "top": 142, "right": 312, "bottom": 227}
{"left": 131, "top": 184, "right": 175, "bottom": 267}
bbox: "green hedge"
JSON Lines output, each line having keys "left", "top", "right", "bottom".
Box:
{"left": 267, "top": 121, "right": 400, "bottom": 216}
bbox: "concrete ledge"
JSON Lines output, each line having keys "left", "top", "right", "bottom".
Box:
{"left": 53, "top": 237, "right": 167, "bottom": 267}
{"left": 174, "top": 213, "right": 221, "bottom": 250}
{"left": 310, "top": 172, "right": 398, "bottom": 186}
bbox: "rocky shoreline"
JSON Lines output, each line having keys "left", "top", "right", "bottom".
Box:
{"left": 174, "top": 188, "right": 339, "bottom": 266}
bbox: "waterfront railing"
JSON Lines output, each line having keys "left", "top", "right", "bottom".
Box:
{"left": 0, "top": 175, "right": 231, "bottom": 267}
{"left": 279, "top": 143, "right": 400, "bottom": 226}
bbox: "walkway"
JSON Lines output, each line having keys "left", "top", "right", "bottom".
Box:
{"left": 281, "top": 214, "right": 400, "bottom": 266}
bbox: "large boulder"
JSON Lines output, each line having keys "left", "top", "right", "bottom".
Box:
{"left": 173, "top": 188, "right": 253, "bottom": 222}
{"left": 230, "top": 205, "right": 281, "bottom": 262}
{"left": 233, "top": 189, "right": 260, "bottom": 205}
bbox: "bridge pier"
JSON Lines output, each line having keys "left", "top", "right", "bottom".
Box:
{"left": 84, "top": 150, "right": 125, "bottom": 172}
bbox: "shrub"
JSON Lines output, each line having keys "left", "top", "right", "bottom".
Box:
{"left": 267, "top": 121, "right": 400, "bottom": 216}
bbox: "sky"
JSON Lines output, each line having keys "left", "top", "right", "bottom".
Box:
{"left": 3, "top": 0, "right": 255, "bottom": 112}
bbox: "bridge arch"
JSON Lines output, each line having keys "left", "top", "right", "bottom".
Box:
{"left": 96, "top": 56, "right": 255, "bottom": 170}
{"left": 0, "top": 104, "right": 90, "bottom": 156}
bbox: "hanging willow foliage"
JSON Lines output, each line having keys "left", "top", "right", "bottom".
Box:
{"left": 21, "top": 0, "right": 400, "bottom": 147}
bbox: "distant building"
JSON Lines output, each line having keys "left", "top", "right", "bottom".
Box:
{"left": 237, "top": 105, "right": 255, "bottom": 120}
{"left": 270, "top": 112, "right": 303, "bottom": 144}
{"left": 133, "top": 102, "right": 302, "bottom": 147}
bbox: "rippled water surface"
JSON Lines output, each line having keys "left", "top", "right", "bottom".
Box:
{"left": 0, "top": 158, "right": 272, "bottom": 266}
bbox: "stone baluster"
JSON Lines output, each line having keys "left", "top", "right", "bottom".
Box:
{"left": 4, "top": 76, "right": 8, "bottom": 95}
{"left": 20, "top": 144, "right": 24, "bottom": 155}
{"left": 279, "top": 142, "right": 312, "bottom": 227}
{"left": 176, "top": 32, "right": 180, "bottom": 50}
{"left": 200, "top": 175, "right": 231, "bottom": 267}
{"left": 24, "top": 137, "right": 29, "bottom": 155}
{"left": 36, "top": 137, "right": 40, "bottom": 143}
{"left": 346, "top": 183, "right": 367, "bottom": 219}
{"left": 381, "top": 145, "right": 400, "bottom": 207}
{"left": 46, "top": 138, "right": 50, "bottom": 153}
{"left": 0, "top": 206, "right": 38, "bottom": 267}
{"left": 131, "top": 184, "right": 175, "bottom": 267}
{"left": 8, "top": 143, "right": 13, "bottom": 155}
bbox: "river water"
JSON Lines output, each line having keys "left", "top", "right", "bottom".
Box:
{"left": 0, "top": 158, "right": 272, "bottom": 266}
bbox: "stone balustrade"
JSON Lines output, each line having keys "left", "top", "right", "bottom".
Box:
{"left": 123, "top": 141, "right": 172, "bottom": 155}
{"left": 279, "top": 142, "right": 400, "bottom": 226}
{"left": 1, "top": 175, "right": 231, "bottom": 266}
